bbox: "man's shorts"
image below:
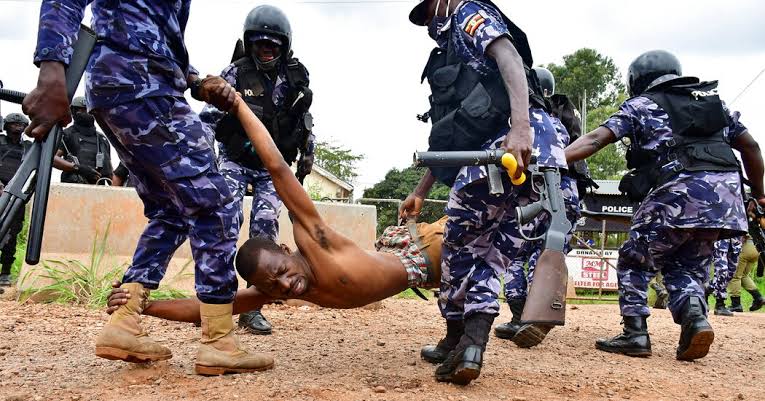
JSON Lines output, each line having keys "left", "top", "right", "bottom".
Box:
{"left": 375, "top": 217, "right": 447, "bottom": 289}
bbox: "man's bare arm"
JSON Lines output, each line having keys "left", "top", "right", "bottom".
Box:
{"left": 233, "top": 98, "right": 324, "bottom": 235}
{"left": 108, "top": 286, "right": 273, "bottom": 323}
{"left": 732, "top": 131, "right": 765, "bottom": 198}
{"left": 487, "top": 37, "right": 531, "bottom": 176}
{"left": 565, "top": 126, "right": 617, "bottom": 163}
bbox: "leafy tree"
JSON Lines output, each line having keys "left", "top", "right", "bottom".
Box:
{"left": 363, "top": 167, "right": 450, "bottom": 233}
{"left": 546, "top": 48, "right": 625, "bottom": 111}
{"left": 583, "top": 93, "right": 629, "bottom": 179}
{"left": 313, "top": 140, "right": 364, "bottom": 183}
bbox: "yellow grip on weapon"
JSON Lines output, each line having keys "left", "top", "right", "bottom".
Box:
{"left": 501, "top": 153, "right": 526, "bottom": 185}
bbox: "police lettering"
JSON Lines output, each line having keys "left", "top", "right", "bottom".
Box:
{"left": 601, "top": 205, "right": 633, "bottom": 214}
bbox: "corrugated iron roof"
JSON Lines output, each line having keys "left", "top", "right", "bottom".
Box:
{"left": 592, "top": 180, "right": 622, "bottom": 196}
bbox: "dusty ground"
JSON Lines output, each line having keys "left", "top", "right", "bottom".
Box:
{"left": 0, "top": 297, "right": 763, "bottom": 401}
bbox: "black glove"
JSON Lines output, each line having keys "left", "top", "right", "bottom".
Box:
{"left": 75, "top": 164, "right": 101, "bottom": 184}
{"left": 297, "top": 154, "right": 314, "bottom": 179}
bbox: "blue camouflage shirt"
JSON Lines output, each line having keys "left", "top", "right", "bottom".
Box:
{"left": 34, "top": 0, "right": 198, "bottom": 109}
{"left": 434, "top": 0, "right": 511, "bottom": 76}
{"left": 603, "top": 96, "right": 747, "bottom": 233}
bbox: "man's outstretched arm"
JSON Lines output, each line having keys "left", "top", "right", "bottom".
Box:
{"left": 107, "top": 285, "right": 273, "bottom": 323}
{"left": 232, "top": 97, "right": 325, "bottom": 237}
{"left": 565, "top": 126, "right": 617, "bottom": 163}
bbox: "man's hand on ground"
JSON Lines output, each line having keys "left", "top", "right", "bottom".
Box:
{"left": 194, "top": 75, "right": 236, "bottom": 112}
{"left": 22, "top": 62, "right": 71, "bottom": 140}
{"left": 105, "top": 280, "right": 130, "bottom": 315}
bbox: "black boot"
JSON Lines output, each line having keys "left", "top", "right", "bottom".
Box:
{"left": 421, "top": 319, "right": 463, "bottom": 364}
{"left": 237, "top": 309, "right": 272, "bottom": 335}
{"left": 0, "top": 264, "right": 11, "bottom": 287}
{"left": 494, "top": 298, "right": 524, "bottom": 340}
{"left": 729, "top": 296, "right": 743, "bottom": 312}
{"left": 747, "top": 289, "right": 764, "bottom": 312}
{"left": 595, "top": 316, "right": 652, "bottom": 357}
{"left": 435, "top": 313, "right": 493, "bottom": 385}
{"left": 713, "top": 297, "right": 733, "bottom": 316}
{"left": 676, "top": 296, "right": 714, "bottom": 361}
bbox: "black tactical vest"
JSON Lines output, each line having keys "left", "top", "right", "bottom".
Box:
{"left": 420, "top": 2, "right": 539, "bottom": 186}
{"left": 215, "top": 56, "right": 312, "bottom": 170}
{"left": 60, "top": 124, "right": 109, "bottom": 183}
{"left": 0, "top": 138, "right": 25, "bottom": 185}
{"left": 619, "top": 79, "right": 739, "bottom": 201}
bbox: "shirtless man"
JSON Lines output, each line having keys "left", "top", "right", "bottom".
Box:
{"left": 107, "top": 96, "right": 445, "bottom": 322}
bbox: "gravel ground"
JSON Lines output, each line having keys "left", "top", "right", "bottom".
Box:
{"left": 0, "top": 297, "right": 763, "bottom": 401}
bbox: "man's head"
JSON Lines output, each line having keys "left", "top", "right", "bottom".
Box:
{"left": 627, "top": 50, "right": 682, "bottom": 97}
{"left": 409, "top": 0, "right": 454, "bottom": 26}
{"left": 236, "top": 237, "right": 313, "bottom": 299}
{"left": 70, "top": 96, "right": 95, "bottom": 126}
{"left": 2, "top": 113, "right": 29, "bottom": 140}
{"left": 243, "top": 5, "right": 292, "bottom": 71}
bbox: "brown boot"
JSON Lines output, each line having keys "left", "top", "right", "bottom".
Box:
{"left": 195, "top": 303, "right": 274, "bottom": 376}
{"left": 95, "top": 283, "right": 172, "bottom": 363}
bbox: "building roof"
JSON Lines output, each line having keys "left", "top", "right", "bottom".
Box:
{"left": 311, "top": 164, "right": 354, "bottom": 192}
{"left": 592, "top": 180, "right": 622, "bottom": 196}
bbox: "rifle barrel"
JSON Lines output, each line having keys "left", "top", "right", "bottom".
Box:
{"left": 413, "top": 150, "right": 504, "bottom": 167}
{"left": 0, "top": 89, "right": 27, "bottom": 104}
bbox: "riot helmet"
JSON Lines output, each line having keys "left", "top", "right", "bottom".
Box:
{"left": 627, "top": 50, "right": 682, "bottom": 97}
{"left": 2, "top": 113, "right": 29, "bottom": 137}
{"left": 533, "top": 67, "right": 555, "bottom": 98}
{"left": 70, "top": 96, "right": 95, "bottom": 126}
{"left": 243, "top": 5, "right": 292, "bottom": 71}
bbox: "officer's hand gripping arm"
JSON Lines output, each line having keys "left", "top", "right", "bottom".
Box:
{"left": 486, "top": 37, "right": 531, "bottom": 177}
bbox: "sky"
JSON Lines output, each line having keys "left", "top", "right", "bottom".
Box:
{"left": 0, "top": 0, "right": 764, "bottom": 193}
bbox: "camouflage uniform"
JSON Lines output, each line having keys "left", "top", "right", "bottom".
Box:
{"left": 708, "top": 237, "right": 742, "bottom": 300}
{"left": 35, "top": 0, "right": 240, "bottom": 303}
{"left": 603, "top": 98, "right": 747, "bottom": 323}
{"left": 436, "top": 1, "right": 566, "bottom": 321}
{"left": 502, "top": 115, "right": 574, "bottom": 299}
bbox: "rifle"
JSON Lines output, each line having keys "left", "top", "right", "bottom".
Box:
{"left": 0, "top": 25, "right": 96, "bottom": 265}
{"left": 413, "top": 150, "right": 570, "bottom": 326}
{"left": 746, "top": 197, "right": 765, "bottom": 277}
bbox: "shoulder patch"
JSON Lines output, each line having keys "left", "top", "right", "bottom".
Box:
{"left": 463, "top": 11, "right": 487, "bottom": 37}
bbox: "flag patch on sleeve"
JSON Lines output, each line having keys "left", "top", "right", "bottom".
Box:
{"left": 464, "top": 12, "right": 486, "bottom": 36}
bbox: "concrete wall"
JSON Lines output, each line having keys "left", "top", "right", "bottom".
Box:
{"left": 19, "top": 183, "right": 377, "bottom": 293}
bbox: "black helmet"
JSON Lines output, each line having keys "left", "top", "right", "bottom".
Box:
{"left": 71, "top": 96, "right": 87, "bottom": 109}
{"left": 244, "top": 5, "right": 292, "bottom": 52}
{"left": 3, "top": 113, "right": 29, "bottom": 129}
{"left": 533, "top": 67, "right": 555, "bottom": 98}
{"left": 627, "top": 50, "right": 682, "bottom": 97}
{"left": 409, "top": 0, "right": 430, "bottom": 26}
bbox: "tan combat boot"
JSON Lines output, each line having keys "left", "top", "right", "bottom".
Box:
{"left": 95, "top": 282, "right": 172, "bottom": 362}
{"left": 195, "top": 303, "right": 274, "bottom": 375}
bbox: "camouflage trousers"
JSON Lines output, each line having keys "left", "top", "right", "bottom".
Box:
{"left": 708, "top": 237, "right": 742, "bottom": 299}
{"left": 218, "top": 154, "right": 282, "bottom": 242}
{"left": 439, "top": 175, "right": 519, "bottom": 320}
{"left": 503, "top": 175, "right": 580, "bottom": 300}
{"left": 94, "top": 96, "right": 240, "bottom": 304}
{"left": 618, "top": 224, "right": 720, "bottom": 323}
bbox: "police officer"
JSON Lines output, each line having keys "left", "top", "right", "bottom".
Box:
{"left": 728, "top": 233, "right": 765, "bottom": 312}
{"left": 27, "top": 0, "right": 273, "bottom": 374}
{"left": 0, "top": 114, "right": 31, "bottom": 287}
{"left": 200, "top": 5, "right": 315, "bottom": 336}
{"left": 495, "top": 67, "right": 589, "bottom": 347}
{"left": 400, "top": 0, "right": 564, "bottom": 384}
{"left": 565, "top": 50, "right": 764, "bottom": 361}
{"left": 57, "top": 96, "right": 112, "bottom": 185}
{"left": 706, "top": 237, "right": 741, "bottom": 316}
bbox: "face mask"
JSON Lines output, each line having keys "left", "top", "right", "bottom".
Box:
{"left": 250, "top": 45, "right": 281, "bottom": 72}
{"left": 427, "top": 0, "right": 451, "bottom": 42}
{"left": 73, "top": 111, "right": 95, "bottom": 127}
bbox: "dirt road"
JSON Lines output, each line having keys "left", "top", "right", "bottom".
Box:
{"left": 0, "top": 299, "right": 763, "bottom": 401}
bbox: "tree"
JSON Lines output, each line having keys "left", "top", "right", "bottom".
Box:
{"left": 546, "top": 48, "right": 625, "bottom": 111}
{"left": 582, "top": 93, "right": 629, "bottom": 180}
{"left": 313, "top": 140, "right": 364, "bottom": 183}
{"left": 363, "top": 167, "right": 450, "bottom": 232}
